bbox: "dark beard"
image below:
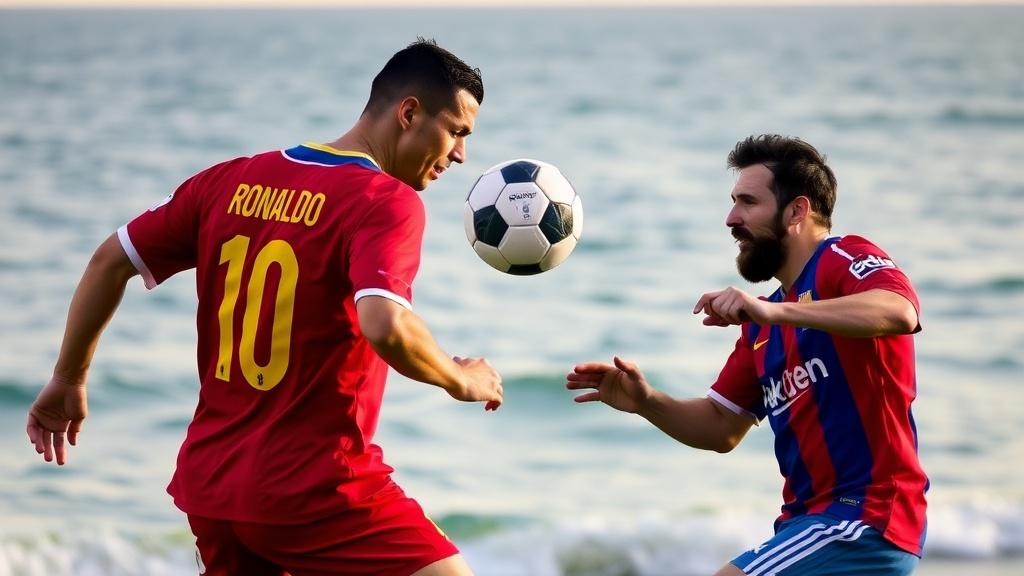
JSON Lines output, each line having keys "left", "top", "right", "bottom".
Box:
{"left": 733, "top": 216, "right": 787, "bottom": 283}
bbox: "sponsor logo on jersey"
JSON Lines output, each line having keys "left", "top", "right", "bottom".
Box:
{"left": 838, "top": 496, "right": 862, "bottom": 507}
{"left": 848, "top": 254, "right": 896, "bottom": 280}
{"left": 763, "top": 357, "right": 829, "bottom": 416}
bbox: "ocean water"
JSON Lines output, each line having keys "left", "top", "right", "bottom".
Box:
{"left": 1, "top": 6, "right": 1023, "bottom": 575}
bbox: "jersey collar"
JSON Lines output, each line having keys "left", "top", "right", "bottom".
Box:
{"left": 282, "top": 142, "right": 381, "bottom": 171}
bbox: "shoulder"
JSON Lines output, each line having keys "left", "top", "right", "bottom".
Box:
{"left": 371, "top": 173, "right": 423, "bottom": 206}
{"left": 354, "top": 173, "right": 425, "bottom": 227}
{"left": 821, "top": 234, "right": 893, "bottom": 268}
{"left": 821, "top": 234, "right": 912, "bottom": 287}
{"left": 183, "top": 154, "right": 264, "bottom": 189}
{"left": 210, "top": 152, "right": 270, "bottom": 174}
{"left": 832, "top": 234, "right": 889, "bottom": 256}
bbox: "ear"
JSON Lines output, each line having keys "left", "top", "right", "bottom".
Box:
{"left": 788, "top": 196, "right": 811, "bottom": 225}
{"left": 397, "top": 96, "right": 420, "bottom": 130}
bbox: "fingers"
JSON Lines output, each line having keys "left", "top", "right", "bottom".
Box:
{"left": 27, "top": 416, "right": 47, "bottom": 458}
{"left": 41, "top": 428, "right": 54, "bottom": 463}
{"left": 613, "top": 356, "right": 641, "bottom": 380}
{"left": 68, "top": 419, "right": 83, "bottom": 446}
{"left": 693, "top": 290, "right": 723, "bottom": 314}
{"left": 703, "top": 314, "right": 730, "bottom": 327}
{"left": 570, "top": 362, "right": 615, "bottom": 374}
{"left": 54, "top": 432, "right": 67, "bottom": 465}
{"left": 26, "top": 414, "right": 41, "bottom": 447}
{"left": 695, "top": 290, "right": 734, "bottom": 325}
{"left": 27, "top": 413, "right": 74, "bottom": 465}
{"left": 567, "top": 359, "right": 634, "bottom": 389}
{"left": 572, "top": 391, "right": 601, "bottom": 403}
{"left": 566, "top": 370, "right": 604, "bottom": 390}
{"left": 697, "top": 287, "right": 751, "bottom": 326}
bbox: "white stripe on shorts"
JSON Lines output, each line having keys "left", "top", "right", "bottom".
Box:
{"left": 742, "top": 522, "right": 833, "bottom": 574}
{"left": 764, "top": 522, "right": 869, "bottom": 575}
{"left": 744, "top": 520, "right": 864, "bottom": 576}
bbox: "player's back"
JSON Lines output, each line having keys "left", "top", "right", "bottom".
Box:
{"left": 139, "top": 143, "right": 426, "bottom": 523}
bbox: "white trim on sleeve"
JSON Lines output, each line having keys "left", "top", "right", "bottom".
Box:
{"left": 354, "top": 288, "right": 412, "bottom": 311}
{"left": 117, "top": 225, "right": 157, "bottom": 289}
{"left": 708, "top": 389, "right": 761, "bottom": 424}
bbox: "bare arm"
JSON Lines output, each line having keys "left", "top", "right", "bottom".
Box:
{"left": 639, "top": 390, "right": 756, "bottom": 453}
{"left": 567, "top": 356, "right": 755, "bottom": 453}
{"left": 27, "top": 233, "right": 139, "bottom": 465}
{"left": 695, "top": 287, "right": 918, "bottom": 338}
{"left": 357, "top": 296, "right": 502, "bottom": 410}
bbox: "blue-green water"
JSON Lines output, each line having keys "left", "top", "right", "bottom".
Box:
{"left": 1, "top": 6, "right": 1023, "bottom": 575}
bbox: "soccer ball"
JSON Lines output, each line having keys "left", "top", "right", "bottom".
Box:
{"left": 464, "top": 159, "right": 583, "bottom": 275}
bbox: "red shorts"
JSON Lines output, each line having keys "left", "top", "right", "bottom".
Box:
{"left": 187, "top": 481, "right": 458, "bottom": 576}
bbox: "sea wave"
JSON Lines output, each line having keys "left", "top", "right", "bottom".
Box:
{"left": 2, "top": 502, "right": 1021, "bottom": 576}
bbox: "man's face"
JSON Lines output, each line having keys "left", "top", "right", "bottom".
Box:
{"left": 394, "top": 88, "right": 479, "bottom": 191}
{"left": 726, "top": 164, "right": 788, "bottom": 283}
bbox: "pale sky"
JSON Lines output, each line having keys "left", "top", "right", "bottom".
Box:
{"left": 2, "top": 0, "right": 1022, "bottom": 8}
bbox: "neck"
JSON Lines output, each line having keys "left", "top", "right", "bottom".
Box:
{"left": 776, "top": 227, "right": 831, "bottom": 290}
{"left": 325, "top": 116, "right": 395, "bottom": 174}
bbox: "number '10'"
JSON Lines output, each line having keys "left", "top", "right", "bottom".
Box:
{"left": 216, "top": 235, "right": 298, "bottom": 391}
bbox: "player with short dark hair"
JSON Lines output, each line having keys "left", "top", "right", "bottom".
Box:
{"left": 567, "top": 134, "right": 927, "bottom": 576}
{"left": 27, "top": 38, "right": 500, "bottom": 576}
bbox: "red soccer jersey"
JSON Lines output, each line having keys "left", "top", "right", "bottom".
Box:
{"left": 708, "top": 235, "right": 929, "bottom": 555}
{"left": 118, "top": 143, "right": 425, "bottom": 523}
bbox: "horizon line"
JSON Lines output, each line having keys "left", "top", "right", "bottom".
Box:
{"left": 3, "top": 0, "right": 1024, "bottom": 9}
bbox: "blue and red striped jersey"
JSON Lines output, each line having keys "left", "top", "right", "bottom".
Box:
{"left": 709, "top": 235, "right": 928, "bottom": 555}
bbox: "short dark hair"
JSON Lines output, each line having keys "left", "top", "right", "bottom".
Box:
{"left": 727, "top": 134, "right": 837, "bottom": 230}
{"left": 363, "top": 38, "right": 484, "bottom": 117}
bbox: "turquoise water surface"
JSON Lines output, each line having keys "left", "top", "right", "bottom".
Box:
{"left": 1, "top": 6, "right": 1022, "bottom": 575}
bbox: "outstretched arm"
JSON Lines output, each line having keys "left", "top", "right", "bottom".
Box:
{"left": 27, "top": 233, "right": 139, "bottom": 465}
{"left": 357, "top": 296, "right": 503, "bottom": 411}
{"left": 694, "top": 287, "right": 918, "bottom": 338}
{"left": 567, "top": 356, "right": 755, "bottom": 453}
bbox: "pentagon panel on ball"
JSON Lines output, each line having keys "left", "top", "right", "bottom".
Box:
{"left": 463, "top": 159, "right": 583, "bottom": 275}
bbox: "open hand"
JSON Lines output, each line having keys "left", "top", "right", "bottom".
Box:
{"left": 27, "top": 375, "right": 88, "bottom": 465}
{"left": 566, "top": 356, "right": 651, "bottom": 414}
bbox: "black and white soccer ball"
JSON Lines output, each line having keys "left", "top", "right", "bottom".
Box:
{"left": 463, "top": 159, "right": 583, "bottom": 275}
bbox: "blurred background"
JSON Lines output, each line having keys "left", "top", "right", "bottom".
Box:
{"left": 1, "top": 2, "right": 1022, "bottom": 575}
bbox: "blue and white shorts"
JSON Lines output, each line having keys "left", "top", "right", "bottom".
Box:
{"left": 731, "top": 514, "right": 919, "bottom": 576}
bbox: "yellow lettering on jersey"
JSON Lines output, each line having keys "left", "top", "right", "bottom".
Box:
{"left": 227, "top": 183, "right": 325, "bottom": 227}
{"left": 241, "top": 184, "right": 263, "bottom": 217}
{"left": 278, "top": 189, "right": 296, "bottom": 220}
{"left": 268, "top": 189, "right": 289, "bottom": 221}
{"left": 258, "top": 187, "right": 279, "bottom": 220}
{"left": 227, "top": 183, "right": 250, "bottom": 215}
{"left": 303, "top": 193, "right": 324, "bottom": 226}
{"left": 288, "top": 190, "right": 312, "bottom": 223}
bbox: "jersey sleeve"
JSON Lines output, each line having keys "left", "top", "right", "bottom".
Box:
{"left": 117, "top": 169, "right": 210, "bottom": 289}
{"left": 348, "top": 183, "right": 425, "bottom": 310}
{"left": 708, "top": 330, "right": 765, "bottom": 422}
{"left": 822, "top": 235, "right": 921, "bottom": 319}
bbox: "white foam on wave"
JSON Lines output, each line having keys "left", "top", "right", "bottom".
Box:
{"left": 0, "top": 527, "right": 195, "bottom": 576}
{"left": 459, "top": 501, "right": 1024, "bottom": 576}
{"left": 1, "top": 502, "right": 1021, "bottom": 575}
{"left": 925, "top": 498, "right": 1024, "bottom": 559}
